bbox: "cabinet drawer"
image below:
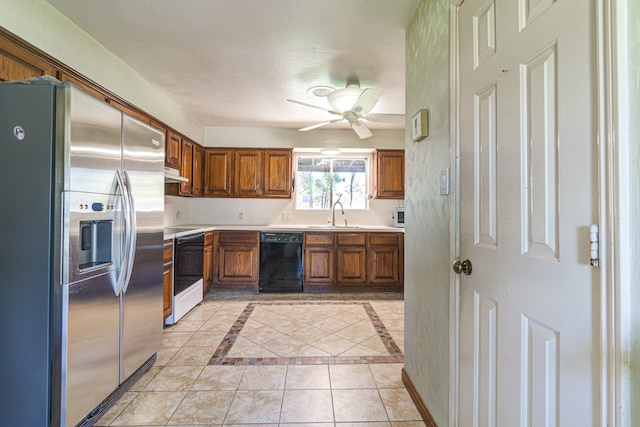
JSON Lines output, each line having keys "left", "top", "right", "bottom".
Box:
{"left": 217, "top": 231, "right": 259, "bottom": 245}
{"left": 337, "top": 233, "right": 366, "bottom": 246}
{"left": 305, "top": 233, "right": 335, "bottom": 246}
{"left": 163, "top": 239, "right": 173, "bottom": 261}
{"left": 369, "top": 233, "right": 400, "bottom": 246}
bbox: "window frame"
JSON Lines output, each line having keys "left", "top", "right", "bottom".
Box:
{"left": 293, "top": 152, "right": 373, "bottom": 211}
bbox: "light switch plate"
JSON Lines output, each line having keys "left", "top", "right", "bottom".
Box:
{"left": 440, "top": 167, "right": 450, "bottom": 195}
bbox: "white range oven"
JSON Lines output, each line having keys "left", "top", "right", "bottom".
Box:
{"left": 165, "top": 231, "right": 204, "bottom": 325}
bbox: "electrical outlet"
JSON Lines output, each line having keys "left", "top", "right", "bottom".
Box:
{"left": 176, "top": 211, "right": 182, "bottom": 220}
{"left": 238, "top": 211, "right": 244, "bottom": 220}
{"left": 282, "top": 212, "right": 292, "bottom": 222}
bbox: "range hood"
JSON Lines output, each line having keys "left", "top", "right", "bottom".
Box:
{"left": 164, "top": 167, "right": 189, "bottom": 183}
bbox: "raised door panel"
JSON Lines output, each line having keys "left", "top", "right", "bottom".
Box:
{"left": 216, "top": 246, "right": 258, "bottom": 283}
{"left": 0, "top": 33, "right": 56, "bottom": 82}
{"left": 337, "top": 247, "right": 367, "bottom": 284}
{"left": 233, "top": 149, "right": 263, "bottom": 197}
{"left": 203, "top": 245, "right": 213, "bottom": 294}
{"left": 368, "top": 246, "right": 400, "bottom": 284}
{"left": 204, "top": 148, "right": 232, "bottom": 197}
{"left": 303, "top": 246, "right": 335, "bottom": 284}
{"left": 163, "top": 262, "right": 173, "bottom": 319}
{"left": 165, "top": 131, "right": 182, "bottom": 170}
{"left": 375, "top": 150, "right": 405, "bottom": 199}
{"left": 180, "top": 139, "right": 194, "bottom": 195}
{"left": 263, "top": 149, "right": 292, "bottom": 198}
{"left": 192, "top": 144, "right": 204, "bottom": 196}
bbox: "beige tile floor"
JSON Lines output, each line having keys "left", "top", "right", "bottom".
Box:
{"left": 95, "top": 292, "right": 424, "bottom": 427}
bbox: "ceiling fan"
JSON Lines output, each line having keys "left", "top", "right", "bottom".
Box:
{"left": 287, "top": 81, "right": 404, "bottom": 139}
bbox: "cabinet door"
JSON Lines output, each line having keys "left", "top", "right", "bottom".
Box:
{"left": 180, "top": 139, "right": 194, "bottom": 195}
{"left": 263, "top": 149, "right": 292, "bottom": 198}
{"left": 213, "top": 231, "right": 259, "bottom": 287}
{"left": 233, "top": 149, "right": 263, "bottom": 197}
{"left": 337, "top": 246, "right": 367, "bottom": 284}
{"left": 303, "top": 246, "right": 335, "bottom": 284}
{"left": 0, "top": 33, "right": 56, "bottom": 82}
{"left": 203, "top": 246, "right": 213, "bottom": 295}
{"left": 367, "top": 246, "right": 399, "bottom": 284}
{"left": 165, "top": 131, "right": 182, "bottom": 170}
{"left": 216, "top": 246, "right": 258, "bottom": 282}
{"left": 204, "top": 148, "right": 232, "bottom": 197}
{"left": 375, "top": 149, "right": 405, "bottom": 199}
{"left": 336, "top": 233, "right": 367, "bottom": 284}
{"left": 192, "top": 145, "right": 204, "bottom": 196}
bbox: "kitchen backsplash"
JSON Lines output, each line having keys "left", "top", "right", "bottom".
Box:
{"left": 165, "top": 195, "right": 403, "bottom": 227}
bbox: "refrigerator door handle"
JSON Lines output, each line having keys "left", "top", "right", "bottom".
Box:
{"left": 121, "top": 170, "right": 137, "bottom": 294}
{"left": 114, "top": 170, "right": 130, "bottom": 296}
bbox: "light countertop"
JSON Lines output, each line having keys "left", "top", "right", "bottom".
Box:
{"left": 163, "top": 224, "right": 404, "bottom": 240}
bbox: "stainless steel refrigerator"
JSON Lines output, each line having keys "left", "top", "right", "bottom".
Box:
{"left": 0, "top": 80, "right": 164, "bottom": 427}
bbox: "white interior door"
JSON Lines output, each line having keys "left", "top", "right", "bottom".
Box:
{"left": 457, "top": 0, "right": 599, "bottom": 426}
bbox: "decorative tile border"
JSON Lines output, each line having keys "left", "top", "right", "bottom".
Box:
{"left": 208, "top": 301, "right": 404, "bottom": 366}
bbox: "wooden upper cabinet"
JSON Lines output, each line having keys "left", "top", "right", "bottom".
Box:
{"left": 192, "top": 145, "right": 204, "bottom": 196}
{"left": 375, "top": 149, "right": 405, "bottom": 199}
{"left": 180, "top": 139, "right": 194, "bottom": 195}
{"left": 233, "top": 149, "right": 263, "bottom": 197}
{"left": 263, "top": 149, "right": 292, "bottom": 198}
{"left": 0, "top": 33, "right": 56, "bottom": 82}
{"left": 165, "top": 131, "right": 182, "bottom": 170}
{"left": 204, "top": 148, "right": 232, "bottom": 197}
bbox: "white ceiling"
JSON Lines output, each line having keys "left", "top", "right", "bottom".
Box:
{"left": 47, "top": 0, "right": 417, "bottom": 131}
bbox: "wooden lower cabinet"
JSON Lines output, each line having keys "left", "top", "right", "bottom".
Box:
{"left": 203, "top": 231, "right": 213, "bottom": 295}
{"left": 336, "top": 233, "right": 367, "bottom": 285}
{"left": 303, "top": 233, "right": 336, "bottom": 289}
{"left": 367, "top": 233, "right": 403, "bottom": 286}
{"left": 163, "top": 239, "right": 173, "bottom": 319}
{"left": 303, "top": 231, "right": 403, "bottom": 291}
{"left": 213, "top": 231, "right": 260, "bottom": 291}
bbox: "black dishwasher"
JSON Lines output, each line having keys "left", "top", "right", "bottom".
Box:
{"left": 259, "top": 232, "right": 303, "bottom": 292}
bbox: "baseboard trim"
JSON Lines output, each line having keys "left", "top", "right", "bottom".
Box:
{"left": 402, "top": 368, "right": 438, "bottom": 427}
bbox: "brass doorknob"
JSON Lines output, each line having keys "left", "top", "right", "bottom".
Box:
{"left": 453, "top": 259, "right": 473, "bottom": 275}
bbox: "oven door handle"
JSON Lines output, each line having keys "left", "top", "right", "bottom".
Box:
{"left": 176, "top": 232, "right": 205, "bottom": 244}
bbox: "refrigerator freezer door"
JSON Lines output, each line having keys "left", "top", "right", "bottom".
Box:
{"left": 120, "top": 114, "right": 164, "bottom": 380}
{"left": 67, "top": 84, "right": 122, "bottom": 194}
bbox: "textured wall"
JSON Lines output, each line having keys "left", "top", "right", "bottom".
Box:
{"left": 404, "top": 0, "right": 451, "bottom": 425}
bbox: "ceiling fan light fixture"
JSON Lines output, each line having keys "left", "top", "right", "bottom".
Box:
{"left": 327, "top": 85, "right": 363, "bottom": 113}
{"left": 307, "top": 85, "right": 334, "bottom": 98}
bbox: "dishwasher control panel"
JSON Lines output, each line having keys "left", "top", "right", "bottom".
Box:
{"left": 260, "top": 232, "right": 303, "bottom": 243}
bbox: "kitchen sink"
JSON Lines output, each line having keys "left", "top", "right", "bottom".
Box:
{"left": 307, "top": 225, "right": 364, "bottom": 229}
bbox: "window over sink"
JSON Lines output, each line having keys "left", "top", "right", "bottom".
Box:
{"left": 295, "top": 153, "right": 371, "bottom": 210}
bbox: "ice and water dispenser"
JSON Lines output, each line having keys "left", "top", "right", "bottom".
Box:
{"left": 64, "top": 192, "right": 118, "bottom": 284}
{"left": 78, "top": 219, "right": 113, "bottom": 271}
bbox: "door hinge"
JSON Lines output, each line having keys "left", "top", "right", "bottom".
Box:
{"left": 590, "top": 224, "right": 599, "bottom": 267}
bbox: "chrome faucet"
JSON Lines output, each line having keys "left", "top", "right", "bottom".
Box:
{"left": 330, "top": 196, "right": 345, "bottom": 226}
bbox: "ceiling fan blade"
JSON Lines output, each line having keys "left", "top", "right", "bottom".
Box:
{"left": 350, "top": 121, "right": 373, "bottom": 139}
{"left": 299, "top": 119, "right": 343, "bottom": 132}
{"left": 363, "top": 113, "right": 405, "bottom": 124}
{"left": 351, "top": 88, "right": 383, "bottom": 116}
{"left": 287, "top": 99, "right": 341, "bottom": 115}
